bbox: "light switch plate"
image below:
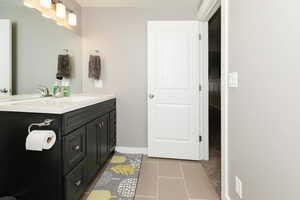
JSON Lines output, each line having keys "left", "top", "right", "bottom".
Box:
{"left": 228, "top": 72, "right": 238, "bottom": 88}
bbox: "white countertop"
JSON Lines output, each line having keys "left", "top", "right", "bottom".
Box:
{"left": 0, "top": 94, "right": 116, "bottom": 114}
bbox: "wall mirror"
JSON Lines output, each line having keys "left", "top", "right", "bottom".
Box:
{"left": 0, "top": 0, "right": 82, "bottom": 97}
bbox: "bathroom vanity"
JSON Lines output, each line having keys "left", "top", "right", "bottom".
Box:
{"left": 0, "top": 95, "right": 116, "bottom": 200}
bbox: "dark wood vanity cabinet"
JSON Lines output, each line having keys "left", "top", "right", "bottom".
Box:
{"left": 86, "top": 113, "right": 112, "bottom": 184}
{"left": 0, "top": 99, "right": 116, "bottom": 200}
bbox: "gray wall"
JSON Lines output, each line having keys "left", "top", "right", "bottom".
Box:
{"left": 228, "top": 0, "right": 300, "bottom": 199}
{"left": 82, "top": 7, "right": 198, "bottom": 147}
{"left": 0, "top": 0, "right": 82, "bottom": 94}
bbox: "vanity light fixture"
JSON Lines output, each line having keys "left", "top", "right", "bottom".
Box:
{"left": 24, "top": 1, "right": 34, "bottom": 8}
{"left": 23, "top": 0, "right": 75, "bottom": 31}
{"left": 56, "top": 1, "right": 66, "bottom": 19}
{"left": 40, "top": 0, "right": 52, "bottom": 8}
{"left": 68, "top": 11, "right": 77, "bottom": 26}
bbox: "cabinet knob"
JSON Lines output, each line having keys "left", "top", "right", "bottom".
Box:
{"left": 73, "top": 145, "right": 80, "bottom": 151}
{"left": 75, "top": 180, "right": 81, "bottom": 187}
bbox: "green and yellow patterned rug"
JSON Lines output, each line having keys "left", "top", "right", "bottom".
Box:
{"left": 87, "top": 152, "right": 143, "bottom": 200}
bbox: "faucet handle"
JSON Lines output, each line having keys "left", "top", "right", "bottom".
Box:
{"left": 38, "top": 85, "right": 51, "bottom": 97}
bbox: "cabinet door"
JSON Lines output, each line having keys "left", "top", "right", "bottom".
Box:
{"left": 98, "top": 114, "right": 110, "bottom": 166}
{"left": 86, "top": 120, "right": 99, "bottom": 184}
{"left": 109, "top": 110, "right": 117, "bottom": 153}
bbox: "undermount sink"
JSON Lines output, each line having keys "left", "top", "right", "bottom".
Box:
{"left": 10, "top": 96, "right": 98, "bottom": 106}
{"left": 40, "top": 96, "right": 97, "bottom": 103}
{"left": 0, "top": 95, "right": 101, "bottom": 107}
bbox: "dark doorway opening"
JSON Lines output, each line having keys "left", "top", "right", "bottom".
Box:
{"left": 201, "top": 7, "right": 221, "bottom": 197}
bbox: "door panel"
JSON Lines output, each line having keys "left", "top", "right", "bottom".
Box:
{"left": 86, "top": 120, "right": 98, "bottom": 183}
{"left": 155, "top": 104, "right": 191, "bottom": 141}
{"left": 0, "top": 20, "right": 12, "bottom": 96}
{"left": 98, "top": 114, "right": 109, "bottom": 166}
{"left": 148, "top": 21, "right": 200, "bottom": 160}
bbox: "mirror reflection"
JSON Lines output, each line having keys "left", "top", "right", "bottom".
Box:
{"left": 0, "top": 0, "right": 82, "bottom": 97}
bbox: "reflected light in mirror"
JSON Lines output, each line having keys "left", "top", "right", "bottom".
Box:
{"left": 23, "top": 0, "right": 75, "bottom": 31}
{"left": 56, "top": 1, "right": 66, "bottom": 19}
{"left": 40, "top": 0, "right": 52, "bottom": 8}
{"left": 24, "top": 1, "right": 34, "bottom": 8}
{"left": 42, "top": 13, "right": 51, "bottom": 19}
{"left": 68, "top": 12, "right": 77, "bottom": 26}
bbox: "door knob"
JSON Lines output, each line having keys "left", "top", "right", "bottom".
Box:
{"left": 149, "top": 94, "right": 155, "bottom": 99}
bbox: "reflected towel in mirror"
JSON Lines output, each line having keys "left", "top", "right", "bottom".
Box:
{"left": 57, "top": 54, "right": 71, "bottom": 78}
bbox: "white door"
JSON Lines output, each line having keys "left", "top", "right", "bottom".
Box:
{"left": 148, "top": 21, "right": 201, "bottom": 160}
{"left": 0, "top": 20, "right": 12, "bottom": 96}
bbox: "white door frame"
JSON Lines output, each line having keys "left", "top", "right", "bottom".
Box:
{"left": 0, "top": 19, "right": 12, "bottom": 96}
{"left": 198, "top": 0, "right": 230, "bottom": 200}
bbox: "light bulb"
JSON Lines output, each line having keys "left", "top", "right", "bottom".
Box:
{"left": 40, "top": 0, "right": 52, "bottom": 8}
{"left": 42, "top": 13, "right": 51, "bottom": 19}
{"left": 68, "top": 12, "right": 77, "bottom": 26}
{"left": 56, "top": 1, "right": 66, "bottom": 18}
{"left": 24, "top": 1, "right": 34, "bottom": 8}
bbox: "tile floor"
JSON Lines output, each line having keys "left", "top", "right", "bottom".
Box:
{"left": 81, "top": 156, "right": 220, "bottom": 200}
{"left": 135, "top": 156, "right": 219, "bottom": 200}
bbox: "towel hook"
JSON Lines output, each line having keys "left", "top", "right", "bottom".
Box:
{"left": 28, "top": 119, "right": 54, "bottom": 135}
{"left": 60, "top": 48, "right": 71, "bottom": 55}
{"left": 89, "top": 49, "right": 100, "bottom": 55}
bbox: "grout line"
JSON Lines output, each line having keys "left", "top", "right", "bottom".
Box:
{"left": 135, "top": 195, "right": 158, "bottom": 198}
{"left": 179, "top": 161, "right": 192, "bottom": 200}
{"left": 158, "top": 176, "right": 184, "bottom": 179}
{"left": 156, "top": 158, "right": 159, "bottom": 200}
{"left": 180, "top": 161, "right": 202, "bottom": 166}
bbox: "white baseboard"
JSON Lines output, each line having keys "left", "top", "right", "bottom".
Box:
{"left": 116, "top": 146, "right": 148, "bottom": 155}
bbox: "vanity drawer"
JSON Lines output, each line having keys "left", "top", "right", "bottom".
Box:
{"left": 62, "top": 99, "right": 116, "bottom": 134}
{"left": 63, "top": 127, "right": 86, "bottom": 174}
{"left": 64, "top": 159, "right": 87, "bottom": 200}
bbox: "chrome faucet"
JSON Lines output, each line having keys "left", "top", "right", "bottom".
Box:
{"left": 38, "top": 85, "right": 52, "bottom": 97}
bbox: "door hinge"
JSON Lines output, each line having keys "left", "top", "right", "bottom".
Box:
{"left": 199, "top": 34, "right": 202, "bottom": 40}
{"left": 199, "top": 84, "right": 202, "bottom": 91}
{"left": 199, "top": 136, "right": 202, "bottom": 142}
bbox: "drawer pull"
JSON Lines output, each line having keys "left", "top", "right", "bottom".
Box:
{"left": 98, "top": 123, "right": 102, "bottom": 128}
{"left": 102, "top": 121, "right": 104, "bottom": 127}
{"left": 74, "top": 180, "right": 82, "bottom": 187}
{"left": 73, "top": 145, "right": 80, "bottom": 151}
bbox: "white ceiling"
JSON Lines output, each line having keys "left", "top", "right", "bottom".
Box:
{"left": 75, "top": 0, "right": 202, "bottom": 8}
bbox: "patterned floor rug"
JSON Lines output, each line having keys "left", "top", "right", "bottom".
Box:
{"left": 87, "top": 152, "right": 143, "bottom": 200}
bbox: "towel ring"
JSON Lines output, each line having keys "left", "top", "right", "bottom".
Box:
{"left": 28, "top": 119, "right": 54, "bottom": 135}
{"left": 89, "top": 50, "right": 100, "bottom": 55}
